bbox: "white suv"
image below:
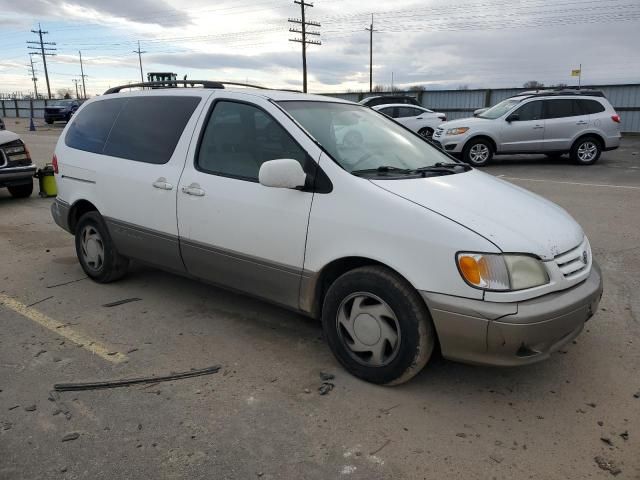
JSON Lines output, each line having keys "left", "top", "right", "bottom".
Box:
{"left": 51, "top": 81, "right": 603, "bottom": 385}
{"left": 433, "top": 90, "right": 621, "bottom": 166}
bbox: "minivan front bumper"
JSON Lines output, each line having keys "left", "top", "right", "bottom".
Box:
{"left": 421, "top": 262, "right": 603, "bottom": 366}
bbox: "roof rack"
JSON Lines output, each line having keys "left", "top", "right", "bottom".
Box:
{"left": 104, "top": 80, "right": 270, "bottom": 95}
{"left": 514, "top": 88, "right": 605, "bottom": 99}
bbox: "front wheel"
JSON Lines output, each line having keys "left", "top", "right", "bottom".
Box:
{"left": 75, "top": 212, "right": 129, "bottom": 283}
{"left": 322, "top": 266, "right": 435, "bottom": 385}
{"left": 571, "top": 137, "right": 601, "bottom": 165}
{"left": 418, "top": 127, "right": 434, "bottom": 139}
{"left": 462, "top": 138, "right": 493, "bottom": 166}
{"left": 8, "top": 182, "right": 33, "bottom": 198}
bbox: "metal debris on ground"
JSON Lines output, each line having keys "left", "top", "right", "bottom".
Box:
{"left": 319, "top": 371, "right": 335, "bottom": 381}
{"left": 46, "top": 278, "right": 87, "bottom": 289}
{"left": 600, "top": 437, "right": 613, "bottom": 446}
{"left": 369, "top": 439, "right": 391, "bottom": 456}
{"left": 24, "top": 405, "right": 36, "bottom": 412}
{"left": 594, "top": 456, "right": 622, "bottom": 476}
{"left": 619, "top": 431, "right": 629, "bottom": 441}
{"left": 318, "top": 382, "right": 334, "bottom": 395}
{"left": 102, "top": 298, "right": 142, "bottom": 308}
{"left": 61, "top": 433, "right": 80, "bottom": 442}
{"left": 54, "top": 365, "right": 222, "bottom": 391}
{"left": 26, "top": 296, "right": 54, "bottom": 307}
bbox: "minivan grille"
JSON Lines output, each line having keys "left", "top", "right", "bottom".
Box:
{"left": 554, "top": 240, "right": 590, "bottom": 278}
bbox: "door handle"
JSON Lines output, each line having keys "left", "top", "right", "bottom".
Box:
{"left": 533, "top": 125, "right": 544, "bottom": 129}
{"left": 576, "top": 120, "right": 588, "bottom": 125}
{"left": 152, "top": 177, "right": 173, "bottom": 190}
{"left": 416, "top": 117, "right": 423, "bottom": 120}
{"left": 181, "top": 183, "right": 205, "bottom": 197}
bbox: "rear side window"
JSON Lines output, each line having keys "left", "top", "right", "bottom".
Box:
{"left": 544, "top": 99, "right": 583, "bottom": 119}
{"left": 65, "top": 96, "right": 200, "bottom": 164}
{"left": 65, "top": 99, "right": 127, "bottom": 154}
{"left": 578, "top": 99, "right": 606, "bottom": 114}
{"left": 104, "top": 96, "right": 200, "bottom": 164}
{"left": 397, "top": 107, "right": 419, "bottom": 118}
{"left": 196, "top": 100, "right": 307, "bottom": 181}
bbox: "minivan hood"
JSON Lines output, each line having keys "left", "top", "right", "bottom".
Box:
{"left": 372, "top": 170, "right": 583, "bottom": 260}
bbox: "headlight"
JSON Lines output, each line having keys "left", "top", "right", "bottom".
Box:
{"left": 457, "top": 253, "right": 549, "bottom": 291}
{"left": 446, "top": 127, "right": 469, "bottom": 135}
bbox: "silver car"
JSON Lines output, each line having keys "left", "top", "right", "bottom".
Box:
{"left": 433, "top": 89, "right": 622, "bottom": 166}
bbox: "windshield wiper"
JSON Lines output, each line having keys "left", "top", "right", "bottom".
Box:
{"left": 352, "top": 165, "right": 413, "bottom": 176}
{"left": 410, "top": 162, "right": 471, "bottom": 175}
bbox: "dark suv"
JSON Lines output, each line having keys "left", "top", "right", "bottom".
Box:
{"left": 44, "top": 100, "right": 81, "bottom": 124}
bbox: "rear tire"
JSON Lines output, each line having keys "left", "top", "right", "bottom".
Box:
{"left": 462, "top": 138, "right": 493, "bottom": 166}
{"left": 45, "top": 119, "right": 53, "bottom": 125}
{"left": 321, "top": 266, "right": 435, "bottom": 385}
{"left": 8, "top": 182, "right": 33, "bottom": 198}
{"left": 571, "top": 136, "right": 601, "bottom": 165}
{"left": 75, "top": 212, "right": 129, "bottom": 283}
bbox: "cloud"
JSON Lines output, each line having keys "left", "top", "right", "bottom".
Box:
{"left": 0, "top": 0, "right": 191, "bottom": 27}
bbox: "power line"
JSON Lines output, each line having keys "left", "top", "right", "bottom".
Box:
{"left": 27, "top": 24, "right": 56, "bottom": 99}
{"left": 133, "top": 40, "right": 146, "bottom": 83}
{"left": 288, "top": 0, "right": 321, "bottom": 93}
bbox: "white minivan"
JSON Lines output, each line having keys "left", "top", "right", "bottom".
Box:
{"left": 51, "top": 82, "right": 603, "bottom": 385}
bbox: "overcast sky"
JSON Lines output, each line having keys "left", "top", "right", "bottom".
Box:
{"left": 0, "top": 0, "right": 639, "bottom": 97}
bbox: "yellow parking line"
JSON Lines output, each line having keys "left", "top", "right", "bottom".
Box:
{"left": 0, "top": 293, "right": 128, "bottom": 364}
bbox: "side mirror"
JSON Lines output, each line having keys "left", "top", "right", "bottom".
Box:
{"left": 506, "top": 113, "right": 520, "bottom": 122}
{"left": 259, "top": 159, "right": 307, "bottom": 189}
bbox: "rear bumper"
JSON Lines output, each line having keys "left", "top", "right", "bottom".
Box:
{"left": 0, "top": 166, "right": 36, "bottom": 188}
{"left": 51, "top": 198, "right": 72, "bottom": 233}
{"left": 421, "top": 261, "right": 603, "bottom": 366}
{"left": 44, "top": 112, "right": 70, "bottom": 121}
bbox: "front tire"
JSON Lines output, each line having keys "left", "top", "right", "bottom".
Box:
{"left": 462, "top": 138, "right": 493, "bottom": 166}
{"left": 75, "top": 212, "right": 129, "bottom": 283}
{"left": 8, "top": 182, "right": 33, "bottom": 198}
{"left": 321, "top": 266, "right": 435, "bottom": 385}
{"left": 571, "top": 136, "right": 601, "bottom": 165}
{"left": 418, "top": 127, "right": 434, "bottom": 139}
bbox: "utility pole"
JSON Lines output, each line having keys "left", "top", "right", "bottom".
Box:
{"left": 79, "top": 51, "right": 87, "bottom": 99}
{"left": 28, "top": 57, "right": 38, "bottom": 99}
{"left": 133, "top": 41, "right": 146, "bottom": 83}
{"left": 288, "top": 1, "right": 321, "bottom": 93}
{"left": 365, "top": 14, "right": 378, "bottom": 93}
{"left": 72, "top": 79, "right": 80, "bottom": 99}
{"left": 27, "top": 24, "right": 56, "bottom": 99}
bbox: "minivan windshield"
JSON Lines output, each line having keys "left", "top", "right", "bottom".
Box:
{"left": 279, "top": 101, "right": 455, "bottom": 174}
{"left": 478, "top": 98, "right": 522, "bottom": 119}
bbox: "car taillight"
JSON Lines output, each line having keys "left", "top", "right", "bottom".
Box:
{"left": 611, "top": 114, "right": 621, "bottom": 123}
{"left": 52, "top": 154, "right": 59, "bottom": 174}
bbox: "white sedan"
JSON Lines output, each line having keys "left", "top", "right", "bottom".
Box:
{"left": 373, "top": 104, "right": 446, "bottom": 138}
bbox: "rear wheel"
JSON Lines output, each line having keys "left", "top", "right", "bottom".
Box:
{"left": 571, "top": 137, "right": 601, "bottom": 165}
{"left": 75, "top": 212, "right": 129, "bottom": 283}
{"left": 8, "top": 182, "right": 33, "bottom": 198}
{"left": 462, "top": 138, "right": 493, "bottom": 166}
{"left": 321, "top": 266, "right": 435, "bottom": 385}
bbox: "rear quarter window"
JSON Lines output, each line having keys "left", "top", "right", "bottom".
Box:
{"left": 579, "top": 99, "right": 606, "bottom": 114}
{"left": 65, "top": 96, "right": 201, "bottom": 164}
{"left": 65, "top": 99, "right": 127, "bottom": 154}
{"left": 104, "top": 96, "right": 201, "bottom": 164}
